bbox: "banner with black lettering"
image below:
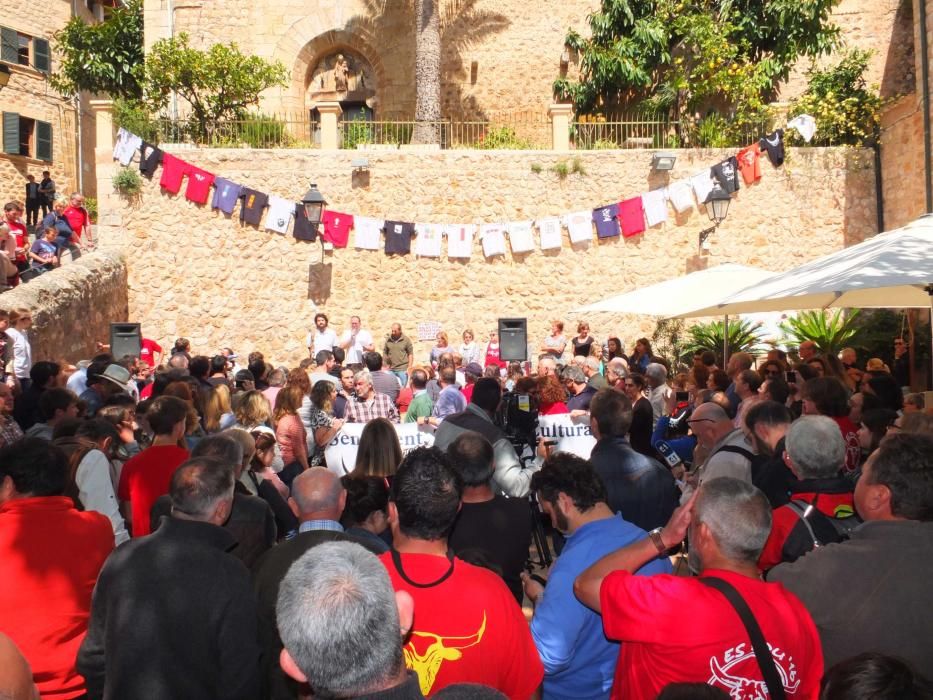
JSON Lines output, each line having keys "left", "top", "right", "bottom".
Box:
{"left": 535, "top": 413, "right": 596, "bottom": 459}
{"left": 323, "top": 422, "right": 436, "bottom": 476}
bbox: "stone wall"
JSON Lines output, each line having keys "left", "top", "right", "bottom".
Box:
{"left": 880, "top": 94, "right": 926, "bottom": 229}
{"left": 95, "top": 147, "right": 877, "bottom": 366}
{"left": 0, "top": 252, "right": 128, "bottom": 363}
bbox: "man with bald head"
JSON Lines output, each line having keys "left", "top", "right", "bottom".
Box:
{"left": 253, "top": 468, "right": 385, "bottom": 700}
{"left": 683, "top": 402, "right": 757, "bottom": 501}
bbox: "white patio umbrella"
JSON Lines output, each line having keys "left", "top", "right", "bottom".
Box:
{"left": 571, "top": 263, "right": 776, "bottom": 317}
{"left": 675, "top": 214, "right": 933, "bottom": 374}
{"left": 571, "top": 263, "right": 777, "bottom": 362}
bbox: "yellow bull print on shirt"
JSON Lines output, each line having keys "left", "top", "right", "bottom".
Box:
{"left": 403, "top": 613, "right": 487, "bottom": 694}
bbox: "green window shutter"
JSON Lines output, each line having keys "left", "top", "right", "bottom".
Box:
{"left": 36, "top": 120, "right": 52, "bottom": 161}
{"left": 0, "top": 27, "right": 18, "bottom": 64}
{"left": 2, "top": 112, "right": 19, "bottom": 155}
{"left": 33, "top": 38, "right": 49, "bottom": 73}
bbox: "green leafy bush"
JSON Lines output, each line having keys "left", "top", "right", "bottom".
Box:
{"left": 112, "top": 167, "right": 142, "bottom": 196}
{"left": 779, "top": 309, "right": 861, "bottom": 355}
{"left": 477, "top": 126, "right": 534, "bottom": 150}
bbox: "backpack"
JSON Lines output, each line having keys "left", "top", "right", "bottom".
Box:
{"left": 715, "top": 444, "right": 772, "bottom": 482}
{"left": 781, "top": 495, "right": 863, "bottom": 564}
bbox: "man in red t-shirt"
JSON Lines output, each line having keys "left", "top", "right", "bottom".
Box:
{"left": 379, "top": 447, "right": 543, "bottom": 697}
{"left": 62, "top": 192, "right": 93, "bottom": 247}
{"left": 575, "top": 478, "right": 823, "bottom": 700}
{"left": 759, "top": 417, "right": 856, "bottom": 571}
{"left": 0, "top": 438, "right": 114, "bottom": 700}
{"left": 118, "top": 395, "right": 190, "bottom": 536}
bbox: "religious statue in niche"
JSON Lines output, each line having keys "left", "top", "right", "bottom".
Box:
{"left": 307, "top": 50, "right": 377, "bottom": 110}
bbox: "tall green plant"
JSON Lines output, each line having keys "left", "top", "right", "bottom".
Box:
{"left": 682, "top": 319, "right": 766, "bottom": 360}
{"left": 779, "top": 309, "right": 861, "bottom": 355}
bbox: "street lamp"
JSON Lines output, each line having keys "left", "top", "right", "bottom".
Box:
{"left": 698, "top": 184, "right": 732, "bottom": 251}
{"left": 0, "top": 64, "right": 12, "bottom": 91}
{"left": 301, "top": 183, "right": 327, "bottom": 226}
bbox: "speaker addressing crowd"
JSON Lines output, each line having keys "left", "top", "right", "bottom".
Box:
{"left": 0, "top": 317, "right": 931, "bottom": 699}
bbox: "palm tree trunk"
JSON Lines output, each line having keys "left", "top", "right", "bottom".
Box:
{"left": 411, "top": 0, "right": 441, "bottom": 144}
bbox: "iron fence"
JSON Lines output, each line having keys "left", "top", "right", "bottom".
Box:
{"left": 150, "top": 116, "right": 320, "bottom": 149}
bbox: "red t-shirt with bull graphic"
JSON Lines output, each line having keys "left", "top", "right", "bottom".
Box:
{"left": 379, "top": 551, "right": 543, "bottom": 698}
{"left": 601, "top": 568, "right": 823, "bottom": 700}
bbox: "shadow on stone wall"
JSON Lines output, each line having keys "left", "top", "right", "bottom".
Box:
{"left": 0, "top": 252, "right": 128, "bottom": 364}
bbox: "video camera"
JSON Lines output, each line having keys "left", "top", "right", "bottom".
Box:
{"left": 495, "top": 390, "right": 540, "bottom": 459}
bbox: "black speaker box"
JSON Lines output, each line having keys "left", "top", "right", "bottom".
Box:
{"left": 498, "top": 318, "right": 527, "bottom": 361}
{"left": 110, "top": 323, "right": 142, "bottom": 359}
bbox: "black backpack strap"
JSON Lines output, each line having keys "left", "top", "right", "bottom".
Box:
{"left": 786, "top": 499, "right": 822, "bottom": 547}
{"left": 700, "top": 576, "right": 787, "bottom": 700}
{"left": 716, "top": 445, "right": 756, "bottom": 461}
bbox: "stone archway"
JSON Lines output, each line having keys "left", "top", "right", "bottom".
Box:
{"left": 271, "top": 18, "right": 388, "bottom": 117}
{"left": 306, "top": 48, "right": 378, "bottom": 114}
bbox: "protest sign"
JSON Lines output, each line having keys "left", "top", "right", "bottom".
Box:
{"left": 535, "top": 413, "right": 596, "bottom": 458}
{"left": 323, "top": 422, "right": 435, "bottom": 475}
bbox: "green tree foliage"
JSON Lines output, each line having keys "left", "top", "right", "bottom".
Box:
{"left": 779, "top": 309, "right": 861, "bottom": 355}
{"left": 50, "top": 0, "right": 144, "bottom": 98}
{"left": 682, "top": 318, "right": 766, "bottom": 359}
{"left": 788, "top": 49, "right": 883, "bottom": 145}
{"left": 555, "top": 0, "right": 839, "bottom": 128}
{"left": 143, "top": 34, "right": 287, "bottom": 140}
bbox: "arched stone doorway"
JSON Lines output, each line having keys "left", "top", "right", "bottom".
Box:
{"left": 306, "top": 48, "right": 379, "bottom": 125}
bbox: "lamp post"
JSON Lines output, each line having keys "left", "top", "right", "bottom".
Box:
{"left": 301, "top": 183, "right": 327, "bottom": 232}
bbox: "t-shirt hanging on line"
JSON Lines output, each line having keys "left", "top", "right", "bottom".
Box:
{"left": 211, "top": 177, "right": 243, "bottom": 215}
{"left": 184, "top": 165, "right": 215, "bottom": 205}
{"left": 445, "top": 224, "right": 476, "bottom": 259}
{"left": 759, "top": 129, "right": 785, "bottom": 167}
{"left": 322, "top": 211, "right": 354, "bottom": 248}
{"left": 354, "top": 216, "right": 383, "bottom": 250}
{"left": 293, "top": 204, "right": 318, "bottom": 242}
{"left": 159, "top": 153, "right": 189, "bottom": 194}
{"left": 415, "top": 223, "right": 443, "bottom": 257}
{"left": 385, "top": 220, "right": 415, "bottom": 255}
{"left": 690, "top": 170, "right": 715, "bottom": 205}
{"left": 618, "top": 196, "right": 646, "bottom": 238}
{"left": 592, "top": 204, "right": 620, "bottom": 239}
{"left": 239, "top": 188, "right": 269, "bottom": 226}
{"left": 138, "top": 142, "right": 163, "bottom": 178}
{"left": 564, "top": 211, "right": 593, "bottom": 244}
{"left": 507, "top": 221, "right": 535, "bottom": 253}
{"left": 265, "top": 195, "right": 295, "bottom": 234}
{"left": 736, "top": 145, "right": 761, "bottom": 185}
{"left": 641, "top": 189, "right": 668, "bottom": 227}
{"left": 711, "top": 156, "right": 740, "bottom": 194}
{"left": 536, "top": 218, "right": 563, "bottom": 250}
{"left": 113, "top": 128, "right": 142, "bottom": 166}
{"left": 666, "top": 182, "right": 694, "bottom": 213}
{"left": 480, "top": 224, "right": 508, "bottom": 257}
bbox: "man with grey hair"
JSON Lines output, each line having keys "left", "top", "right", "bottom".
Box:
{"left": 583, "top": 356, "right": 607, "bottom": 390}
{"left": 566, "top": 365, "right": 596, "bottom": 412}
{"left": 683, "top": 402, "right": 757, "bottom": 501}
{"left": 536, "top": 355, "right": 558, "bottom": 378}
{"left": 277, "top": 541, "right": 419, "bottom": 698}
{"left": 253, "top": 468, "right": 385, "bottom": 699}
{"left": 757, "top": 416, "right": 856, "bottom": 571}
{"left": 574, "top": 478, "right": 823, "bottom": 698}
{"left": 78, "top": 457, "right": 261, "bottom": 700}
{"left": 149, "top": 434, "right": 276, "bottom": 567}
{"left": 644, "top": 362, "right": 673, "bottom": 429}
{"left": 346, "top": 369, "right": 399, "bottom": 423}
{"left": 605, "top": 357, "right": 628, "bottom": 390}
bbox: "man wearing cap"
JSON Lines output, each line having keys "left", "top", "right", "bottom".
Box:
{"left": 79, "top": 360, "right": 130, "bottom": 418}
{"left": 461, "top": 362, "right": 485, "bottom": 402}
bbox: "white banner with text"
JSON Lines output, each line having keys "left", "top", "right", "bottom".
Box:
{"left": 534, "top": 413, "right": 596, "bottom": 459}
{"left": 323, "top": 422, "right": 436, "bottom": 476}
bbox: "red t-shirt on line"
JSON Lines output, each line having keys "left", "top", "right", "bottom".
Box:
{"left": 321, "top": 210, "right": 354, "bottom": 248}
{"left": 600, "top": 568, "right": 823, "bottom": 700}
{"left": 118, "top": 444, "right": 190, "bottom": 537}
{"left": 159, "top": 153, "right": 189, "bottom": 194}
{"left": 184, "top": 165, "right": 215, "bottom": 204}
{"left": 379, "top": 551, "right": 543, "bottom": 698}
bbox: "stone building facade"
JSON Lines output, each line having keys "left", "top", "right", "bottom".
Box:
{"left": 0, "top": 0, "right": 100, "bottom": 206}
{"left": 94, "top": 146, "right": 877, "bottom": 365}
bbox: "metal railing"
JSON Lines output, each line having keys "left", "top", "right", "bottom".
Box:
{"left": 150, "top": 116, "right": 320, "bottom": 149}
{"left": 570, "top": 114, "right": 779, "bottom": 149}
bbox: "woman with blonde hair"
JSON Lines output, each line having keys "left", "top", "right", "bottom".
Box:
{"left": 459, "top": 328, "right": 480, "bottom": 367}
{"left": 162, "top": 380, "right": 204, "bottom": 448}
{"left": 274, "top": 383, "right": 310, "bottom": 471}
{"left": 306, "top": 379, "right": 345, "bottom": 466}
{"left": 430, "top": 331, "right": 450, "bottom": 366}
{"left": 349, "top": 417, "right": 402, "bottom": 479}
{"left": 202, "top": 384, "right": 235, "bottom": 433}
{"left": 233, "top": 390, "right": 273, "bottom": 430}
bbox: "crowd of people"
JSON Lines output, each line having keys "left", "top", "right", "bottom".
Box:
{"left": 1, "top": 187, "right": 93, "bottom": 290}
{"left": 0, "top": 312, "right": 932, "bottom": 700}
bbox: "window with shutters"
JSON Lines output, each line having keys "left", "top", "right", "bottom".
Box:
{"left": 2, "top": 112, "right": 52, "bottom": 161}
{"left": 0, "top": 26, "right": 50, "bottom": 74}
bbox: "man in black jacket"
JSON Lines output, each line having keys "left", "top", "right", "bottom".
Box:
{"left": 252, "top": 467, "right": 384, "bottom": 700}
{"left": 588, "top": 388, "right": 678, "bottom": 532}
{"left": 78, "top": 457, "right": 261, "bottom": 700}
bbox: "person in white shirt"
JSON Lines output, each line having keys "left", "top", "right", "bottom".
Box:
{"left": 6, "top": 309, "right": 33, "bottom": 391}
{"left": 458, "top": 328, "right": 480, "bottom": 367}
{"left": 306, "top": 313, "right": 338, "bottom": 358}
{"left": 339, "top": 316, "right": 374, "bottom": 368}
